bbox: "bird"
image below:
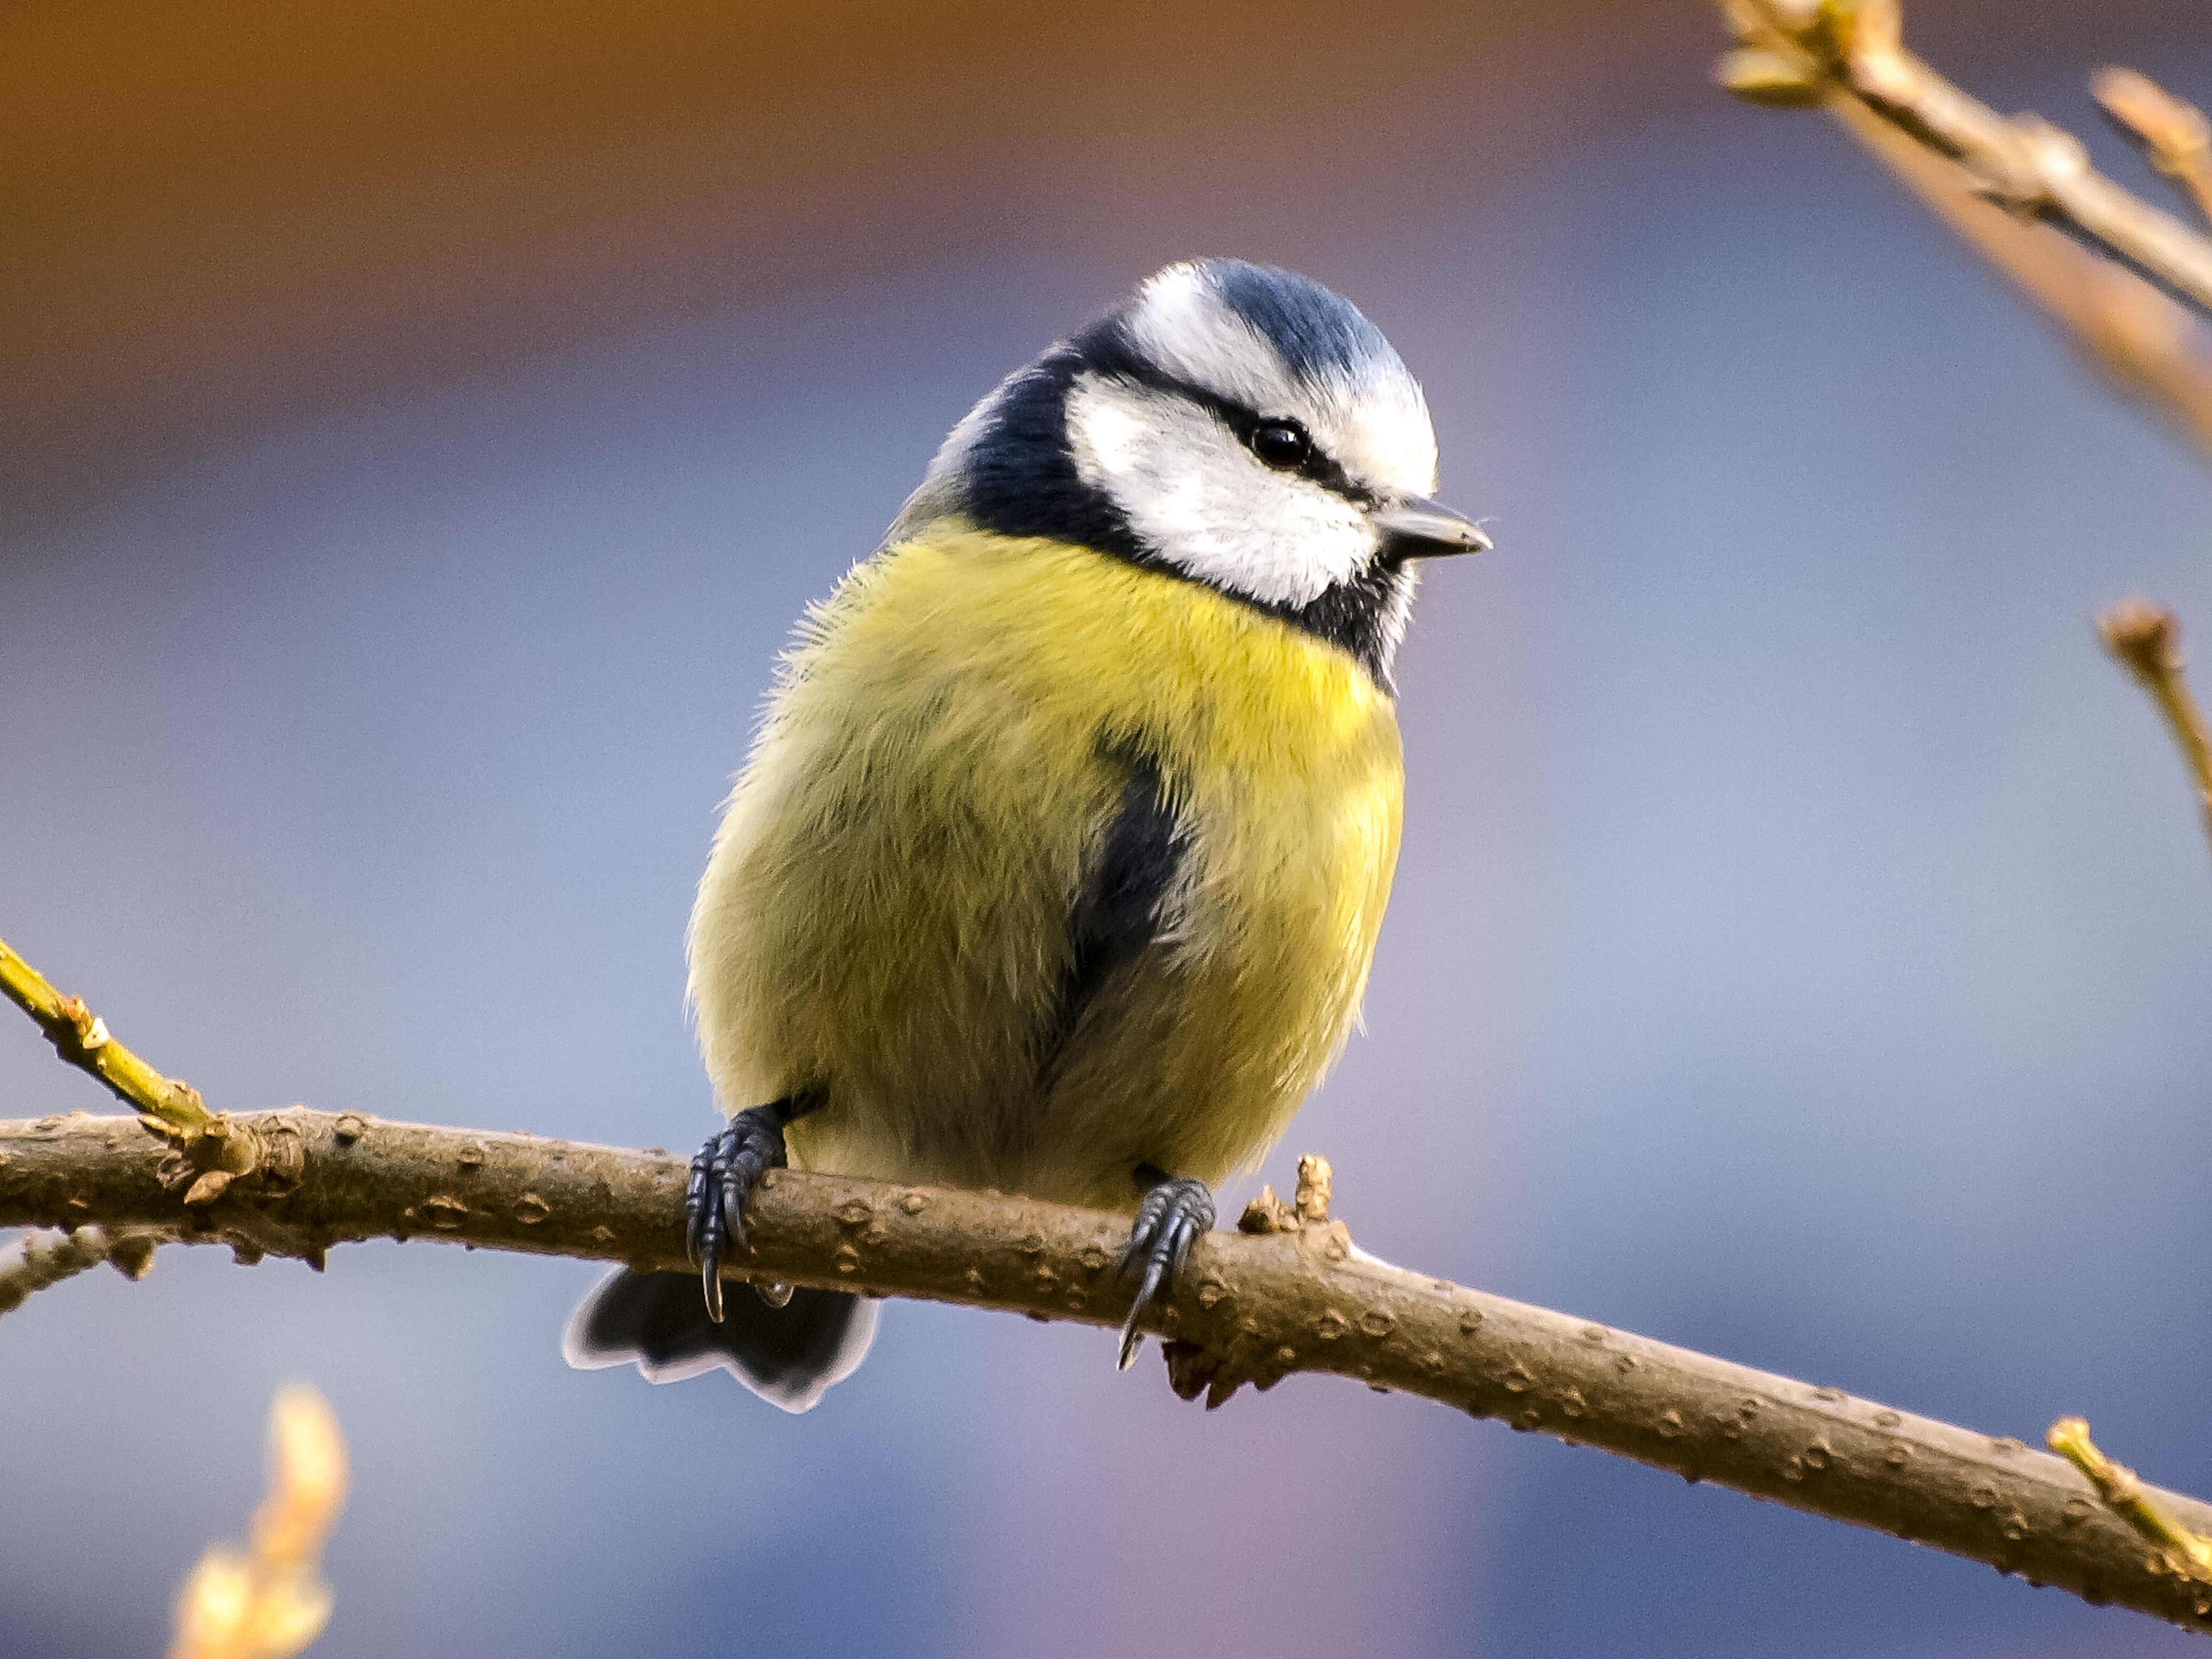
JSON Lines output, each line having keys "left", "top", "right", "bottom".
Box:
{"left": 565, "top": 257, "right": 1488, "bottom": 1412}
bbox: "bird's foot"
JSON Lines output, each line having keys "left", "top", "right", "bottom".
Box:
{"left": 1118, "top": 1171, "right": 1215, "bottom": 1369}
{"left": 685, "top": 1101, "right": 798, "bottom": 1323}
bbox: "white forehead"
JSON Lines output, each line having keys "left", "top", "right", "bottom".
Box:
{"left": 1121, "top": 263, "right": 1438, "bottom": 497}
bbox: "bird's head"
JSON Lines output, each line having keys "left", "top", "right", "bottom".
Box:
{"left": 893, "top": 258, "right": 1488, "bottom": 688}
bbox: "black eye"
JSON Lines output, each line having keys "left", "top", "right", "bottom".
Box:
{"left": 1248, "top": 417, "right": 1311, "bottom": 470}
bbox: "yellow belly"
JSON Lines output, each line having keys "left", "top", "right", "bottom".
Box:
{"left": 686, "top": 526, "right": 1405, "bottom": 1211}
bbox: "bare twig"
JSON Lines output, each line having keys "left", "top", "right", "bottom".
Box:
{"left": 2051, "top": 1415, "right": 2212, "bottom": 1587}
{"left": 169, "top": 1386, "right": 348, "bottom": 1659}
{"left": 2094, "top": 69, "right": 2212, "bottom": 230}
{"left": 5, "top": 1104, "right": 2212, "bottom": 1632}
{"left": 0, "top": 1223, "right": 159, "bottom": 1317}
{"left": 0, "top": 934, "right": 294, "bottom": 1206}
{"left": 2099, "top": 600, "right": 2212, "bottom": 854}
{"left": 1718, "top": 0, "right": 2212, "bottom": 317}
{"left": 1714, "top": 1, "right": 2212, "bottom": 458}
{"left": 1830, "top": 97, "right": 2212, "bottom": 454}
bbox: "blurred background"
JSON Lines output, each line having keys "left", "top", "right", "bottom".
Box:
{"left": 7, "top": 1, "right": 2212, "bottom": 1654}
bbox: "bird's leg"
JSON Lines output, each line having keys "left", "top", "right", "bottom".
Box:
{"left": 685, "top": 1093, "right": 820, "bottom": 1323}
{"left": 1118, "top": 1163, "right": 1216, "bottom": 1369}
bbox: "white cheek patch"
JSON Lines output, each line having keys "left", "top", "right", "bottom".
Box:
{"left": 1065, "top": 374, "right": 1377, "bottom": 609}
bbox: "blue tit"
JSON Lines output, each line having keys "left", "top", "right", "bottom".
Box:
{"left": 565, "top": 258, "right": 1488, "bottom": 1412}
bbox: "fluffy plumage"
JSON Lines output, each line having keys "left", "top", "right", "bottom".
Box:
{"left": 689, "top": 530, "right": 1404, "bottom": 1208}
{"left": 569, "top": 258, "right": 1476, "bottom": 1409}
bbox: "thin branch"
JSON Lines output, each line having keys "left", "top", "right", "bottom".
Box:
{"left": 1718, "top": 0, "right": 2212, "bottom": 317}
{"left": 1830, "top": 95, "right": 2212, "bottom": 454}
{"left": 0, "top": 932, "right": 281, "bottom": 1206}
{"left": 0, "top": 935, "right": 211, "bottom": 1134}
{"left": 2094, "top": 68, "right": 2212, "bottom": 232}
{"left": 2051, "top": 1416, "right": 2212, "bottom": 1587}
{"left": 1714, "top": 0, "right": 2212, "bottom": 459}
{"left": 0, "top": 1223, "right": 159, "bottom": 1316}
{"left": 5, "top": 1107, "right": 2212, "bottom": 1634}
{"left": 2099, "top": 600, "right": 2212, "bottom": 856}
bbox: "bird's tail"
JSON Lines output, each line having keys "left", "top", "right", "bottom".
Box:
{"left": 563, "top": 1268, "right": 878, "bottom": 1413}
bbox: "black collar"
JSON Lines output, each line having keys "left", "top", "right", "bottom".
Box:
{"left": 949, "top": 326, "right": 1410, "bottom": 693}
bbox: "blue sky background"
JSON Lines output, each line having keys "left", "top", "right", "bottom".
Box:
{"left": 8, "top": 9, "right": 2212, "bottom": 1657}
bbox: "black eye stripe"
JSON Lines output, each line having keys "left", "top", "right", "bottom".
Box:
{"left": 1178, "top": 391, "right": 1372, "bottom": 503}
{"left": 1240, "top": 414, "right": 1372, "bottom": 504}
{"left": 1077, "top": 334, "right": 1378, "bottom": 508}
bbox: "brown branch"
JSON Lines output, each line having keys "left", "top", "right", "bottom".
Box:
{"left": 2099, "top": 600, "right": 2212, "bottom": 856}
{"left": 8, "top": 945, "right": 2211, "bottom": 1630}
{"left": 0, "top": 1222, "right": 159, "bottom": 1316}
{"left": 1719, "top": 0, "right": 2212, "bottom": 314}
{"left": 7, "top": 1105, "right": 2212, "bottom": 1634}
{"left": 2094, "top": 68, "right": 2212, "bottom": 232}
{"left": 1715, "top": 0, "right": 2212, "bottom": 459}
{"left": 1833, "top": 96, "right": 2212, "bottom": 454}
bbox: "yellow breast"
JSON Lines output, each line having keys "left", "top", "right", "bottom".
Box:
{"left": 687, "top": 526, "right": 1405, "bottom": 1209}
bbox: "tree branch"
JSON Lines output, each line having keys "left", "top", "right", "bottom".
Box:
{"left": 7, "top": 1103, "right": 2212, "bottom": 1633}
{"left": 2099, "top": 599, "right": 2212, "bottom": 859}
{"left": 0, "top": 1223, "right": 159, "bottom": 1316}
{"left": 1718, "top": 0, "right": 2212, "bottom": 317}
{"left": 2092, "top": 67, "right": 2212, "bottom": 233}
{"left": 1714, "top": 0, "right": 2212, "bottom": 459}
{"left": 1, "top": 935, "right": 211, "bottom": 1134}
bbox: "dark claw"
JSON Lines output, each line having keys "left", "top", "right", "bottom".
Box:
{"left": 685, "top": 1139, "right": 725, "bottom": 1323}
{"left": 685, "top": 1147, "right": 712, "bottom": 1266}
{"left": 699, "top": 1255, "right": 725, "bottom": 1324}
{"left": 683, "top": 1104, "right": 794, "bottom": 1324}
{"left": 1118, "top": 1173, "right": 1215, "bottom": 1369}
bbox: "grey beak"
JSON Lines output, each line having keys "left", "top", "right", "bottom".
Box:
{"left": 1371, "top": 496, "right": 1493, "bottom": 562}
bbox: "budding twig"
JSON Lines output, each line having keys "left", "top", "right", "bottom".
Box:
{"left": 168, "top": 1386, "right": 348, "bottom": 1659}
{"left": 0, "top": 933, "right": 298, "bottom": 1209}
{"left": 2094, "top": 68, "right": 2212, "bottom": 232}
{"left": 2049, "top": 1417, "right": 2212, "bottom": 1585}
{"left": 1714, "top": 1, "right": 2212, "bottom": 460}
{"left": 0, "top": 935, "right": 210, "bottom": 1133}
{"left": 1717, "top": 0, "right": 2212, "bottom": 319}
{"left": 2098, "top": 600, "right": 2212, "bottom": 857}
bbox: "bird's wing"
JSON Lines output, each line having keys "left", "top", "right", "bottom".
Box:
{"left": 1035, "top": 749, "right": 1184, "bottom": 1082}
